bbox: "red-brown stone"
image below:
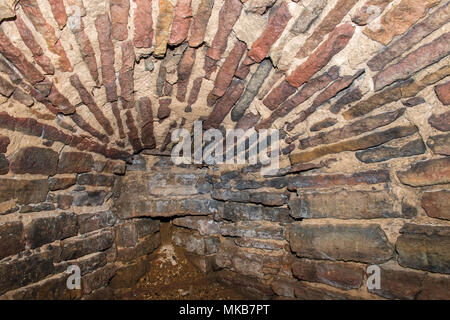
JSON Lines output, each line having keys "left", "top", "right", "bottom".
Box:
{"left": 435, "top": 81, "right": 450, "bottom": 105}
{"left": 286, "top": 24, "right": 354, "bottom": 88}
{"left": 206, "top": 0, "right": 243, "bottom": 61}
{"left": 110, "top": 0, "right": 130, "bottom": 41}
{"left": 169, "top": 0, "right": 192, "bottom": 46}
{"left": 248, "top": 2, "right": 291, "bottom": 62}
{"left": 212, "top": 40, "right": 247, "bottom": 98}
{"left": 137, "top": 97, "right": 156, "bottom": 149}
{"left": 125, "top": 110, "right": 143, "bottom": 153}
{"left": 0, "top": 135, "right": 10, "bottom": 153}
{"left": 189, "top": 0, "right": 214, "bottom": 47}
{"left": 119, "top": 41, "right": 135, "bottom": 109}
{"left": 133, "top": 0, "right": 153, "bottom": 48}
{"left": 422, "top": 190, "right": 450, "bottom": 221}
{"left": 263, "top": 80, "right": 297, "bottom": 111}
{"left": 48, "top": 0, "right": 67, "bottom": 29}
{"left": 177, "top": 47, "right": 196, "bottom": 102}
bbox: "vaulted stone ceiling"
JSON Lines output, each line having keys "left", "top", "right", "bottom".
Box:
{"left": 0, "top": 0, "right": 448, "bottom": 165}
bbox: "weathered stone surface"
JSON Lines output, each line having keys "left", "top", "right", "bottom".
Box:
{"left": 429, "top": 110, "right": 450, "bottom": 132}
{"left": 47, "top": 0, "right": 67, "bottom": 30}
{"left": 0, "top": 221, "right": 25, "bottom": 260}
{"left": 173, "top": 216, "right": 220, "bottom": 236}
{"left": 135, "top": 218, "right": 160, "bottom": 238}
{"left": 0, "top": 0, "right": 17, "bottom": 23}
{"left": 119, "top": 41, "right": 135, "bottom": 109}
{"left": 262, "top": 80, "right": 297, "bottom": 111}
{"left": 212, "top": 189, "right": 288, "bottom": 206}
{"left": 292, "top": 258, "right": 365, "bottom": 290}
{"left": 373, "top": 32, "right": 450, "bottom": 91}
{"left": 368, "top": 261, "right": 426, "bottom": 300}
{"left": 231, "top": 59, "right": 273, "bottom": 121}
{"left": 154, "top": 0, "right": 174, "bottom": 57}
{"left": 0, "top": 249, "right": 55, "bottom": 295}
{"left": 219, "top": 202, "right": 292, "bottom": 223}
{"left": 10, "top": 147, "right": 58, "bottom": 175}
{"left": 71, "top": 23, "right": 100, "bottom": 86}
{"left": 310, "top": 118, "right": 337, "bottom": 132}
{"left": 235, "top": 238, "right": 285, "bottom": 251}
{"left": 363, "top": 0, "right": 441, "bottom": 45}
{"left": 117, "top": 233, "right": 160, "bottom": 262}
{"left": 247, "top": 2, "right": 291, "bottom": 62}
{"left": 157, "top": 98, "right": 172, "bottom": 121}
{"left": 295, "top": 0, "right": 359, "bottom": 59}
{"left": 287, "top": 24, "right": 354, "bottom": 88}
{"left": 176, "top": 47, "right": 196, "bottom": 102}
{"left": 289, "top": 190, "right": 401, "bottom": 219}
{"left": 367, "top": 2, "right": 450, "bottom": 71}
{"left": 60, "top": 229, "right": 114, "bottom": 261}
{"left": 96, "top": 14, "right": 118, "bottom": 103}
{"left": 20, "top": 0, "right": 72, "bottom": 72}
{"left": 136, "top": 97, "right": 156, "bottom": 149}
{"left": 220, "top": 221, "right": 285, "bottom": 241}
{"left": 356, "top": 138, "right": 426, "bottom": 163}
{"left": 329, "top": 88, "right": 363, "bottom": 114}
{"left": 70, "top": 74, "right": 114, "bottom": 135}
{"left": 351, "top": 0, "right": 392, "bottom": 26}
{"left": 259, "top": 67, "right": 340, "bottom": 129}
{"left": 14, "top": 15, "right": 54, "bottom": 75}
{"left": 0, "top": 178, "right": 49, "bottom": 204}
{"left": 291, "top": 125, "right": 418, "bottom": 164}
{"left": 116, "top": 197, "right": 219, "bottom": 219}
{"left": 110, "top": 255, "right": 151, "bottom": 289}
{"left": 172, "top": 229, "right": 218, "bottom": 255}
{"left": 290, "top": 0, "right": 326, "bottom": 35}
{"left": 58, "top": 152, "right": 93, "bottom": 174}
{"left": 397, "top": 157, "right": 450, "bottom": 187}
{"left": 211, "top": 40, "right": 247, "bottom": 98}
{"left": 125, "top": 110, "right": 143, "bottom": 153}
{"left": 402, "top": 96, "right": 425, "bottom": 107}
{"left": 206, "top": 0, "right": 243, "bottom": 61}
{"left": 133, "top": 0, "right": 153, "bottom": 48}
{"left": 0, "top": 154, "right": 8, "bottom": 175}
{"left": 78, "top": 210, "right": 117, "bottom": 234}
{"left": 0, "top": 76, "right": 14, "bottom": 97}
{"left": 204, "top": 79, "right": 245, "bottom": 130}
{"left": 25, "top": 212, "right": 78, "bottom": 249}
{"left": 0, "top": 30, "right": 44, "bottom": 84}
{"left": 427, "top": 133, "right": 450, "bottom": 156}
{"left": 188, "top": 0, "right": 214, "bottom": 47}
{"left": 81, "top": 264, "right": 117, "bottom": 295}
{"left": 421, "top": 190, "right": 450, "bottom": 221}
{"left": 396, "top": 223, "right": 450, "bottom": 274}
{"left": 435, "top": 80, "right": 450, "bottom": 105}
{"left": 289, "top": 70, "right": 364, "bottom": 126}
{"left": 289, "top": 223, "right": 394, "bottom": 264}
{"left": 110, "top": 0, "right": 130, "bottom": 41}
{"left": 48, "top": 177, "right": 76, "bottom": 191}
{"left": 169, "top": 0, "right": 192, "bottom": 46}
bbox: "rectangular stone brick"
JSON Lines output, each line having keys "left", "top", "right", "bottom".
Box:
{"left": 289, "top": 190, "right": 401, "bottom": 219}
{"left": 289, "top": 223, "right": 394, "bottom": 264}
{"left": 0, "top": 221, "right": 25, "bottom": 260}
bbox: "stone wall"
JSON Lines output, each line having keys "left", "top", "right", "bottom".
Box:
{"left": 0, "top": 0, "right": 449, "bottom": 299}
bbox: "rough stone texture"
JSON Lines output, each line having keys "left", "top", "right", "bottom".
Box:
{"left": 289, "top": 223, "right": 394, "bottom": 264}
{"left": 188, "top": 0, "right": 214, "bottom": 47}
{"left": 295, "top": 0, "right": 359, "bottom": 59}
{"left": 133, "top": 0, "right": 153, "bottom": 48}
{"left": 10, "top": 147, "right": 58, "bottom": 175}
{"left": 154, "top": 0, "right": 174, "bottom": 57}
{"left": 58, "top": 152, "right": 93, "bottom": 174}
{"left": 247, "top": 2, "right": 291, "bottom": 63}
{"left": 292, "top": 258, "right": 365, "bottom": 290}
{"left": 435, "top": 81, "right": 450, "bottom": 105}
{"left": 110, "top": 0, "right": 130, "bottom": 41}
{"left": 427, "top": 133, "right": 450, "bottom": 156}
{"left": 0, "top": 221, "right": 25, "bottom": 260}
{"left": 429, "top": 110, "right": 450, "bottom": 132}
{"left": 206, "top": 0, "right": 243, "bottom": 61}
{"left": 169, "top": 0, "right": 192, "bottom": 46}
{"left": 396, "top": 224, "right": 450, "bottom": 274}
{"left": 289, "top": 190, "right": 401, "bottom": 219}
{"left": 421, "top": 190, "right": 450, "bottom": 221}
{"left": 291, "top": 125, "right": 418, "bottom": 164}
{"left": 355, "top": 138, "right": 426, "bottom": 163}
{"left": 373, "top": 32, "right": 450, "bottom": 91}
{"left": 286, "top": 24, "right": 354, "bottom": 88}
{"left": 397, "top": 157, "right": 450, "bottom": 187}
{"left": 363, "top": 0, "right": 441, "bottom": 45}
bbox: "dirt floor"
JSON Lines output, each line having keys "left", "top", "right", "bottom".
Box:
{"left": 120, "top": 222, "right": 248, "bottom": 300}
{"left": 120, "top": 244, "right": 247, "bottom": 300}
